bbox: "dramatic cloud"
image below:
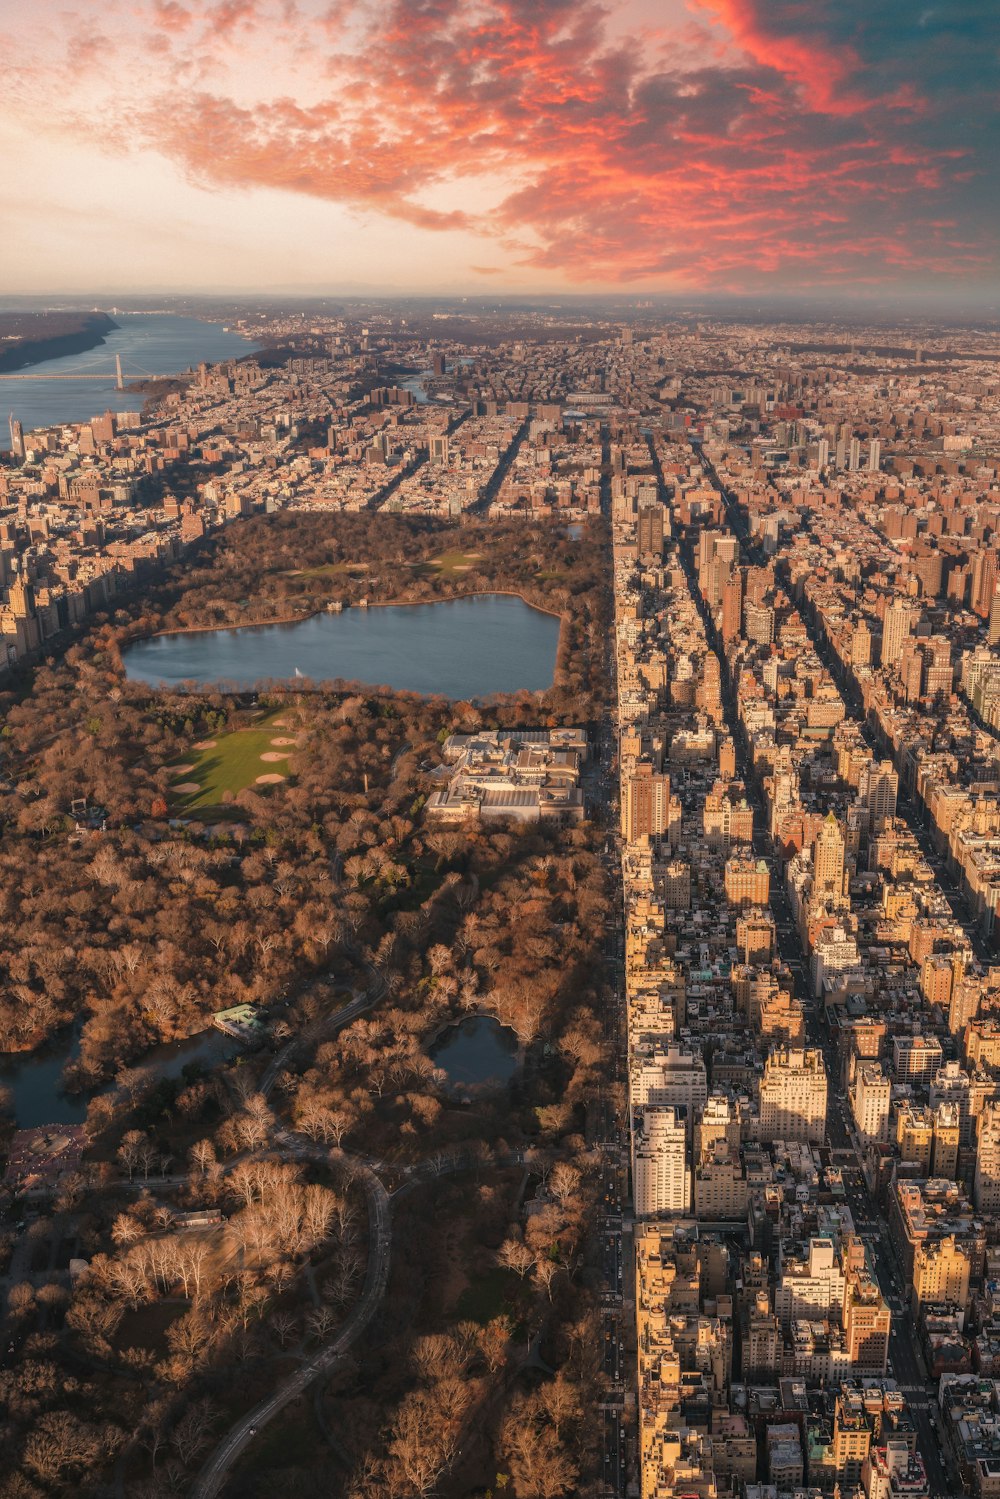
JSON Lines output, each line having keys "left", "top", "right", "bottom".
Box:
{"left": 5, "top": 0, "right": 998, "bottom": 292}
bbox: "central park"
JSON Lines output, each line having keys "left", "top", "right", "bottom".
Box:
{"left": 0, "top": 511, "right": 616, "bottom": 1499}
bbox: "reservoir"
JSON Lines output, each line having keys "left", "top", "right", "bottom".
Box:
{"left": 0, "top": 312, "right": 257, "bottom": 445}
{"left": 429, "top": 1016, "right": 519, "bottom": 1088}
{"left": 123, "top": 593, "right": 561, "bottom": 698}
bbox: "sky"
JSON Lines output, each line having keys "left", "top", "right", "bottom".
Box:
{"left": 1, "top": 0, "right": 997, "bottom": 299}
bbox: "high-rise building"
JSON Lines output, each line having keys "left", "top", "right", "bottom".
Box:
{"left": 832, "top": 1391, "right": 873, "bottom": 1481}
{"left": 7, "top": 413, "right": 24, "bottom": 460}
{"left": 723, "top": 856, "right": 770, "bottom": 908}
{"left": 693, "top": 1137, "right": 747, "bottom": 1219}
{"left": 862, "top": 1440, "right": 929, "bottom": 1499}
{"left": 744, "top": 1289, "right": 781, "bottom": 1377}
{"left": 972, "top": 549, "right": 999, "bottom": 619}
{"left": 813, "top": 815, "right": 846, "bottom": 904}
{"left": 882, "top": 601, "right": 917, "bottom": 666}
{"left": 975, "top": 1101, "right": 1000, "bottom": 1214}
{"left": 721, "top": 570, "right": 743, "bottom": 642}
{"left": 632, "top": 1043, "right": 708, "bottom": 1117}
{"left": 743, "top": 600, "right": 775, "bottom": 644}
{"left": 860, "top": 760, "right": 898, "bottom": 832}
{"left": 949, "top": 975, "right": 982, "bottom": 1036}
{"left": 869, "top": 439, "right": 881, "bottom": 471}
{"left": 851, "top": 1062, "right": 890, "bottom": 1145}
{"left": 843, "top": 1272, "right": 891, "bottom": 1373}
{"left": 633, "top": 1105, "right": 690, "bottom": 1217}
{"left": 851, "top": 618, "right": 873, "bottom": 667}
{"left": 637, "top": 503, "right": 665, "bottom": 558}
{"left": 775, "top": 1237, "right": 844, "bottom": 1330}
{"left": 912, "top": 1233, "right": 972, "bottom": 1310}
{"left": 622, "top": 764, "right": 671, "bottom": 842}
{"left": 895, "top": 1102, "right": 934, "bottom": 1172}
{"left": 893, "top": 1033, "right": 944, "bottom": 1086}
{"left": 931, "top": 1101, "right": 961, "bottom": 1178}
{"left": 759, "top": 1046, "right": 827, "bottom": 1143}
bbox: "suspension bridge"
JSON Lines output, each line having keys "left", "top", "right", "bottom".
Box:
{"left": 1, "top": 354, "right": 157, "bottom": 388}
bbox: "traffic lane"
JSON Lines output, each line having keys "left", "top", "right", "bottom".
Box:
{"left": 911, "top": 1407, "right": 949, "bottom": 1499}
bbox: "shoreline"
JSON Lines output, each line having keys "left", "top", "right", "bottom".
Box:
{"left": 142, "top": 588, "right": 568, "bottom": 639}
{"left": 0, "top": 312, "right": 118, "bottom": 375}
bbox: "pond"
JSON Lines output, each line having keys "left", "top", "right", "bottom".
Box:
{"left": 123, "top": 593, "right": 561, "bottom": 699}
{"left": 429, "top": 1016, "right": 519, "bottom": 1089}
{"left": 0, "top": 1028, "right": 240, "bottom": 1130}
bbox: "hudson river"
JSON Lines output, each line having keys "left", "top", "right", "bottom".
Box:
{"left": 0, "top": 312, "right": 257, "bottom": 444}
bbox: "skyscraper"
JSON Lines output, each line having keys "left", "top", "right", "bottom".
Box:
{"left": 975, "top": 1101, "right": 1000, "bottom": 1214}
{"left": 622, "top": 764, "right": 671, "bottom": 842}
{"left": 633, "top": 1105, "right": 690, "bottom": 1217}
{"left": 813, "top": 815, "right": 846, "bottom": 903}
{"left": 637, "top": 503, "right": 665, "bottom": 558}
{"left": 860, "top": 760, "right": 898, "bottom": 832}
{"left": 881, "top": 601, "right": 916, "bottom": 667}
{"left": 759, "top": 1047, "right": 827, "bottom": 1144}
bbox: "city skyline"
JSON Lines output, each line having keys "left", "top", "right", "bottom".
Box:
{"left": 2, "top": 0, "right": 997, "bottom": 300}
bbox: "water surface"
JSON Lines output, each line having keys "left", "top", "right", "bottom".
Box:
{"left": 0, "top": 1029, "right": 239, "bottom": 1130}
{"left": 429, "top": 1016, "right": 519, "bottom": 1088}
{"left": 0, "top": 313, "right": 257, "bottom": 444}
{"left": 123, "top": 593, "right": 560, "bottom": 698}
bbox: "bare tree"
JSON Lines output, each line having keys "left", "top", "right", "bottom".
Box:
{"left": 534, "top": 1258, "right": 562, "bottom": 1303}
{"left": 171, "top": 1398, "right": 218, "bottom": 1467}
{"left": 497, "top": 1236, "right": 535, "bottom": 1281}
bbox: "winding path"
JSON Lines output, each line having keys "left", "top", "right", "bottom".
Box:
{"left": 187, "top": 1139, "right": 529, "bottom": 1497}
{"left": 191, "top": 1163, "right": 391, "bottom": 1499}
{"left": 258, "top": 961, "right": 387, "bottom": 1100}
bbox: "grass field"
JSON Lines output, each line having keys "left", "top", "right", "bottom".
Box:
{"left": 411, "top": 549, "right": 483, "bottom": 578}
{"left": 170, "top": 713, "right": 295, "bottom": 809}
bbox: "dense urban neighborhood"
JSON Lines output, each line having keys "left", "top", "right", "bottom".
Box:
{"left": 1, "top": 303, "right": 1000, "bottom": 1499}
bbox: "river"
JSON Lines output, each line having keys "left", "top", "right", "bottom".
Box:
{"left": 123, "top": 593, "right": 561, "bottom": 698}
{"left": 0, "top": 312, "right": 257, "bottom": 446}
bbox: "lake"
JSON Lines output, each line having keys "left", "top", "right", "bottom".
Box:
{"left": 429, "top": 1016, "right": 519, "bottom": 1088}
{"left": 0, "top": 1029, "right": 239, "bottom": 1130}
{"left": 123, "top": 593, "right": 561, "bottom": 698}
{"left": 0, "top": 312, "right": 257, "bottom": 445}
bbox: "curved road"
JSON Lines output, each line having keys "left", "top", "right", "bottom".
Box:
{"left": 191, "top": 1164, "right": 391, "bottom": 1499}
{"left": 258, "top": 962, "right": 387, "bottom": 1100}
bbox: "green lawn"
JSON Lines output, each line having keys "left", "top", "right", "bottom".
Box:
{"left": 170, "top": 713, "right": 295, "bottom": 809}
{"left": 411, "top": 549, "right": 484, "bottom": 578}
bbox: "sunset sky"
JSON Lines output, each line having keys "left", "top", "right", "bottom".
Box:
{"left": 2, "top": 0, "right": 996, "bottom": 298}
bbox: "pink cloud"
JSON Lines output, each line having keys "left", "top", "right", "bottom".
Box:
{"left": 17, "top": 0, "right": 996, "bottom": 291}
